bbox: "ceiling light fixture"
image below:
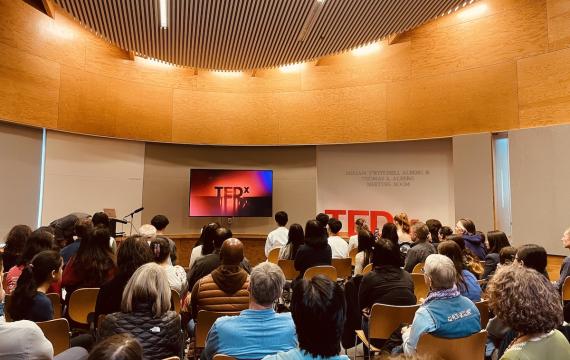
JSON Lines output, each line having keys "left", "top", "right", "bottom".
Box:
{"left": 279, "top": 63, "right": 306, "bottom": 73}
{"left": 458, "top": 3, "right": 488, "bottom": 20}
{"left": 351, "top": 42, "right": 382, "bottom": 56}
{"left": 159, "top": 0, "right": 168, "bottom": 29}
{"left": 297, "top": 0, "right": 326, "bottom": 42}
{"left": 212, "top": 70, "right": 243, "bottom": 78}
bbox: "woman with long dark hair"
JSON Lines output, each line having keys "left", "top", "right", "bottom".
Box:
{"left": 354, "top": 230, "right": 374, "bottom": 275}
{"left": 279, "top": 223, "right": 304, "bottom": 260}
{"left": 188, "top": 222, "right": 219, "bottom": 269}
{"left": 438, "top": 240, "right": 481, "bottom": 302}
{"left": 9, "top": 250, "right": 62, "bottom": 322}
{"left": 294, "top": 220, "right": 332, "bottom": 278}
{"left": 2, "top": 225, "right": 32, "bottom": 271}
{"left": 62, "top": 226, "right": 117, "bottom": 300}
{"left": 482, "top": 230, "right": 511, "bottom": 279}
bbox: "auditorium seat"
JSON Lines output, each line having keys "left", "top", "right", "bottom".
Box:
{"left": 171, "top": 289, "right": 181, "bottom": 314}
{"left": 562, "top": 277, "right": 570, "bottom": 301}
{"left": 267, "top": 247, "right": 281, "bottom": 264}
{"left": 362, "top": 263, "right": 373, "bottom": 275}
{"left": 349, "top": 248, "right": 358, "bottom": 267}
{"left": 213, "top": 355, "right": 237, "bottom": 360}
{"left": 277, "top": 259, "right": 299, "bottom": 280}
{"left": 411, "top": 273, "right": 429, "bottom": 302}
{"left": 303, "top": 265, "right": 337, "bottom": 282}
{"left": 416, "top": 330, "right": 487, "bottom": 360}
{"left": 194, "top": 311, "right": 240, "bottom": 356}
{"left": 68, "top": 288, "right": 100, "bottom": 326}
{"left": 47, "top": 293, "right": 62, "bottom": 319}
{"left": 36, "top": 318, "right": 71, "bottom": 356}
{"left": 475, "top": 300, "right": 490, "bottom": 328}
{"left": 412, "top": 262, "right": 425, "bottom": 274}
{"left": 331, "top": 258, "right": 352, "bottom": 279}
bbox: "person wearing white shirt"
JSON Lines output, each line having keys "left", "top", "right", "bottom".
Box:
{"left": 265, "top": 211, "right": 289, "bottom": 257}
{"left": 347, "top": 218, "right": 368, "bottom": 254}
{"left": 327, "top": 218, "right": 348, "bottom": 259}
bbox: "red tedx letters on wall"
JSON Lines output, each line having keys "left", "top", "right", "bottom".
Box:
{"left": 324, "top": 210, "right": 394, "bottom": 236}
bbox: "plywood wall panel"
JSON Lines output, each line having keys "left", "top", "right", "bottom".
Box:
{"left": 410, "top": 0, "right": 548, "bottom": 78}
{"left": 547, "top": 0, "right": 570, "bottom": 50}
{"left": 0, "top": 43, "right": 59, "bottom": 128}
{"left": 518, "top": 46, "right": 570, "bottom": 128}
{"left": 387, "top": 62, "right": 519, "bottom": 140}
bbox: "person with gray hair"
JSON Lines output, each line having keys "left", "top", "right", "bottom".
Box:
{"left": 201, "top": 262, "right": 297, "bottom": 360}
{"left": 403, "top": 222, "right": 436, "bottom": 273}
{"left": 401, "top": 254, "right": 481, "bottom": 355}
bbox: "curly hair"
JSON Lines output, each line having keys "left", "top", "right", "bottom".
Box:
{"left": 487, "top": 263, "right": 563, "bottom": 334}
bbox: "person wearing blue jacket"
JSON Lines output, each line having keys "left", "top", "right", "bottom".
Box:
{"left": 455, "top": 219, "right": 487, "bottom": 260}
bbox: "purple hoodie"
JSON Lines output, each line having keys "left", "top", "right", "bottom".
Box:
{"left": 462, "top": 234, "right": 486, "bottom": 260}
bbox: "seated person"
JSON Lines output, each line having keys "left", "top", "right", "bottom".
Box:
{"left": 151, "top": 214, "right": 178, "bottom": 265}
{"left": 327, "top": 218, "right": 348, "bottom": 259}
{"left": 403, "top": 222, "right": 436, "bottom": 273}
{"left": 99, "top": 263, "right": 182, "bottom": 359}
{"left": 88, "top": 333, "right": 143, "bottom": 360}
{"left": 202, "top": 262, "right": 296, "bottom": 360}
{"left": 455, "top": 218, "right": 486, "bottom": 260}
{"left": 189, "top": 223, "right": 219, "bottom": 269}
{"left": 60, "top": 218, "right": 92, "bottom": 266}
{"left": 9, "top": 250, "right": 63, "bottom": 322}
{"left": 515, "top": 244, "right": 549, "bottom": 278}
{"left": 402, "top": 254, "right": 481, "bottom": 355}
{"left": 354, "top": 230, "right": 374, "bottom": 275}
{"left": 438, "top": 241, "right": 482, "bottom": 302}
{"left": 279, "top": 223, "right": 304, "bottom": 261}
{"left": 295, "top": 220, "right": 332, "bottom": 279}
{"left": 1, "top": 224, "right": 31, "bottom": 271}
{"left": 482, "top": 231, "right": 511, "bottom": 280}
{"left": 487, "top": 264, "right": 570, "bottom": 359}
{"left": 554, "top": 227, "right": 570, "bottom": 292}
{"left": 190, "top": 238, "right": 250, "bottom": 328}
{"left": 263, "top": 275, "right": 349, "bottom": 360}
{"left": 150, "top": 236, "right": 187, "bottom": 294}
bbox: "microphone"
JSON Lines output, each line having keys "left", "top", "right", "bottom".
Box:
{"left": 113, "top": 219, "right": 128, "bottom": 224}
{"left": 124, "top": 207, "right": 144, "bottom": 217}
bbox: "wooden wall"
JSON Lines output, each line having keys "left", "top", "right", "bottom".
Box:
{"left": 1, "top": 0, "right": 569, "bottom": 145}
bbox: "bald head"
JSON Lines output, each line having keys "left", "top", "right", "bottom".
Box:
{"left": 220, "top": 238, "right": 244, "bottom": 265}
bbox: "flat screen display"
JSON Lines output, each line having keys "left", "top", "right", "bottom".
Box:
{"left": 189, "top": 169, "right": 273, "bottom": 217}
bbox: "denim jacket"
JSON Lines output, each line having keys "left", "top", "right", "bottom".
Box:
{"left": 403, "top": 294, "right": 481, "bottom": 354}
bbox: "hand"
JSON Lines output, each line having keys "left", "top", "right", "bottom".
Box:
{"left": 401, "top": 326, "right": 410, "bottom": 335}
{"left": 362, "top": 308, "right": 371, "bottom": 318}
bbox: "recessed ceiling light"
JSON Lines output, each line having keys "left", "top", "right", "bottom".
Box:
{"left": 458, "top": 3, "right": 488, "bottom": 20}
{"left": 279, "top": 63, "right": 306, "bottom": 73}
{"left": 351, "top": 42, "right": 382, "bottom": 56}
{"left": 159, "top": 0, "right": 168, "bottom": 29}
{"left": 212, "top": 70, "right": 243, "bottom": 78}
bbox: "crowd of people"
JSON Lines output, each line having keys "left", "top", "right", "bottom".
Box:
{"left": 0, "top": 210, "right": 569, "bottom": 359}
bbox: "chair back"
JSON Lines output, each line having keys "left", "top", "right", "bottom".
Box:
{"left": 195, "top": 311, "right": 239, "bottom": 348}
{"left": 171, "top": 289, "right": 181, "bottom": 314}
{"left": 36, "top": 318, "right": 71, "bottom": 356}
{"left": 161, "top": 357, "right": 180, "bottom": 360}
{"left": 331, "top": 258, "right": 352, "bottom": 279}
{"left": 475, "top": 299, "right": 489, "bottom": 328}
{"left": 303, "top": 265, "right": 337, "bottom": 281}
{"left": 562, "top": 277, "right": 570, "bottom": 301}
{"left": 416, "top": 330, "right": 487, "bottom": 360}
{"left": 369, "top": 303, "right": 420, "bottom": 340}
{"left": 349, "top": 248, "right": 358, "bottom": 267}
{"left": 362, "top": 263, "right": 373, "bottom": 275}
{"left": 277, "top": 260, "right": 299, "bottom": 280}
{"left": 68, "top": 288, "right": 100, "bottom": 325}
{"left": 46, "top": 293, "right": 62, "bottom": 319}
{"left": 4, "top": 294, "right": 12, "bottom": 322}
{"left": 267, "top": 247, "right": 281, "bottom": 264}
{"left": 213, "top": 355, "right": 237, "bottom": 360}
{"left": 412, "top": 262, "right": 425, "bottom": 274}
{"left": 411, "top": 273, "right": 429, "bottom": 302}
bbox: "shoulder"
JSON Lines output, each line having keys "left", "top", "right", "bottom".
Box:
{"left": 262, "top": 348, "right": 303, "bottom": 360}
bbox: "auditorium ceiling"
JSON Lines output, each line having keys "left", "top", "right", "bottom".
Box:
{"left": 53, "top": 0, "right": 473, "bottom": 70}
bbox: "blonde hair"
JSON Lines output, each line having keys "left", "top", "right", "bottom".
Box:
{"left": 121, "top": 262, "right": 171, "bottom": 317}
{"left": 394, "top": 212, "right": 410, "bottom": 234}
{"left": 138, "top": 224, "right": 157, "bottom": 241}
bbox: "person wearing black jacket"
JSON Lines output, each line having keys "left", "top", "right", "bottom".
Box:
{"left": 294, "top": 220, "right": 332, "bottom": 279}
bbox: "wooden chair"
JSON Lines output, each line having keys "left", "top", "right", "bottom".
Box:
{"left": 213, "top": 355, "right": 237, "bottom": 360}
{"left": 349, "top": 248, "right": 358, "bottom": 267}
{"left": 267, "top": 247, "right": 281, "bottom": 264}
{"left": 36, "top": 318, "right": 71, "bottom": 356}
{"left": 362, "top": 263, "right": 373, "bottom": 275}
{"left": 412, "top": 262, "right": 425, "bottom": 274}
{"left": 355, "top": 303, "right": 420, "bottom": 359}
{"left": 161, "top": 357, "right": 180, "bottom": 360}
{"left": 277, "top": 259, "right": 299, "bottom": 280}
{"left": 475, "top": 299, "right": 490, "bottom": 328}
{"left": 46, "top": 293, "right": 62, "bottom": 319}
{"left": 411, "top": 273, "right": 429, "bottom": 302}
{"left": 303, "top": 265, "right": 337, "bottom": 281}
{"left": 331, "top": 258, "right": 352, "bottom": 279}
{"left": 4, "top": 294, "right": 12, "bottom": 322}
{"left": 195, "top": 311, "right": 239, "bottom": 354}
{"left": 562, "top": 276, "right": 570, "bottom": 301}
{"left": 416, "top": 330, "right": 487, "bottom": 360}
{"left": 171, "top": 289, "right": 181, "bottom": 314}
{"left": 68, "top": 288, "right": 100, "bottom": 325}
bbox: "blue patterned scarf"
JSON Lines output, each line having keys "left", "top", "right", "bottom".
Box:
{"left": 423, "top": 285, "right": 460, "bottom": 305}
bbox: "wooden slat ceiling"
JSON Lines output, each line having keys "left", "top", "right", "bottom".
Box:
{"left": 53, "top": 0, "right": 472, "bottom": 70}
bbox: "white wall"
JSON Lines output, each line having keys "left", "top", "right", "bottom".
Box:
{"left": 41, "top": 131, "right": 145, "bottom": 231}
{"left": 510, "top": 125, "right": 570, "bottom": 255}
{"left": 316, "top": 139, "right": 455, "bottom": 231}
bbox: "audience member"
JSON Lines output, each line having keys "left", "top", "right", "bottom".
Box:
{"left": 189, "top": 223, "right": 219, "bottom": 268}
{"left": 487, "top": 264, "right": 570, "bottom": 359}
{"left": 438, "top": 241, "right": 482, "bottom": 302}
{"left": 62, "top": 226, "right": 117, "bottom": 300}
{"left": 264, "top": 275, "right": 348, "bottom": 360}
{"left": 150, "top": 236, "right": 187, "bottom": 294}
{"left": 403, "top": 222, "right": 436, "bottom": 273}
{"left": 10, "top": 250, "right": 62, "bottom": 322}
{"left": 295, "top": 220, "right": 332, "bottom": 278}
{"left": 88, "top": 333, "right": 142, "bottom": 360}
{"left": 448, "top": 235, "right": 484, "bottom": 278}
{"left": 426, "top": 219, "right": 442, "bottom": 245}
{"left": 354, "top": 230, "right": 374, "bottom": 275}
{"left": 482, "top": 230, "right": 511, "bottom": 280}
{"left": 348, "top": 218, "right": 368, "bottom": 253}
{"left": 99, "top": 263, "right": 182, "bottom": 359}
{"left": 2, "top": 224, "right": 31, "bottom": 271}
{"left": 265, "top": 211, "right": 289, "bottom": 257}
{"left": 455, "top": 219, "right": 486, "bottom": 260}
{"left": 187, "top": 227, "right": 251, "bottom": 291}
{"left": 150, "top": 214, "right": 178, "bottom": 265}
{"left": 316, "top": 213, "right": 330, "bottom": 234}
{"left": 554, "top": 227, "right": 570, "bottom": 293}
{"left": 516, "top": 244, "right": 548, "bottom": 278}
{"left": 190, "top": 238, "right": 250, "bottom": 324}
{"left": 95, "top": 235, "right": 153, "bottom": 319}
{"left": 499, "top": 246, "right": 517, "bottom": 265}
{"left": 402, "top": 254, "right": 481, "bottom": 355}
{"left": 50, "top": 213, "right": 85, "bottom": 249}
{"left": 328, "top": 218, "right": 348, "bottom": 259}
{"left": 381, "top": 222, "right": 399, "bottom": 246}
{"left": 138, "top": 224, "right": 157, "bottom": 244}
{"left": 60, "top": 218, "right": 92, "bottom": 266}
{"left": 92, "top": 212, "right": 117, "bottom": 253}
{"left": 6, "top": 228, "right": 55, "bottom": 293}
{"left": 438, "top": 226, "right": 453, "bottom": 241}
{"left": 202, "top": 262, "right": 296, "bottom": 360}
{"left": 279, "top": 223, "right": 304, "bottom": 260}
{"left": 394, "top": 212, "right": 412, "bottom": 244}
{"left": 0, "top": 319, "right": 88, "bottom": 360}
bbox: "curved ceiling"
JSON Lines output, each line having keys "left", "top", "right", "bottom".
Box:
{"left": 53, "top": 0, "right": 470, "bottom": 70}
